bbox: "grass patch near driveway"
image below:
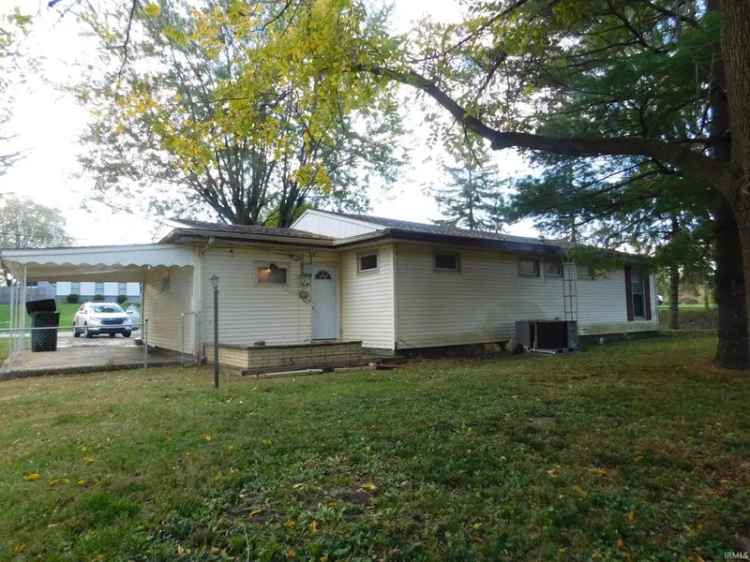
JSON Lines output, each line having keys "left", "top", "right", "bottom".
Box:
{"left": 0, "top": 302, "right": 81, "bottom": 332}
{"left": 0, "top": 334, "right": 748, "bottom": 561}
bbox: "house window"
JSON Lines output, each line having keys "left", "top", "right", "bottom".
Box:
{"left": 434, "top": 252, "right": 460, "bottom": 272}
{"left": 358, "top": 253, "right": 378, "bottom": 272}
{"left": 118, "top": 282, "right": 127, "bottom": 295}
{"left": 631, "top": 268, "right": 645, "bottom": 318}
{"left": 544, "top": 260, "right": 563, "bottom": 278}
{"left": 71, "top": 282, "right": 80, "bottom": 295}
{"left": 519, "top": 259, "right": 540, "bottom": 277}
{"left": 95, "top": 281, "right": 104, "bottom": 295}
{"left": 578, "top": 265, "right": 594, "bottom": 280}
{"left": 257, "top": 263, "right": 287, "bottom": 284}
{"left": 625, "top": 266, "right": 652, "bottom": 321}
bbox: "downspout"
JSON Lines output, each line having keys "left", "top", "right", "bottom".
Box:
{"left": 392, "top": 244, "right": 399, "bottom": 352}
{"left": 196, "top": 237, "right": 215, "bottom": 362}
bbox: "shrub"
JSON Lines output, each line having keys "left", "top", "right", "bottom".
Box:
{"left": 66, "top": 293, "right": 80, "bottom": 304}
{"left": 116, "top": 294, "right": 128, "bottom": 305}
{"left": 93, "top": 294, "right": 105, "bottom": 302}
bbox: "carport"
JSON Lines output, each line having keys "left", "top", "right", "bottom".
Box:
{"left": 0, "top": 243, "right": 198, "bottom": 377}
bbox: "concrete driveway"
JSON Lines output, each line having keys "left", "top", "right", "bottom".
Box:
{"left": 1, "top": 331, "right": 191, "bottom": 380}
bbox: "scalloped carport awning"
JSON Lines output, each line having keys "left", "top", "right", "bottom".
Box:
{"left": 0, "top": 244, "right": 196, "bottom": 282}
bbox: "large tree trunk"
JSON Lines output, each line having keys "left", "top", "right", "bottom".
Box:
{"left": 711, "top": 0, "right": 750, "bottom": 368}
{"left": 714, "top": 200, "right": 749, "bottom": 369}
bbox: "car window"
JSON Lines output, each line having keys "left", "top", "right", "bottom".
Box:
{"left": 91, "top": 304, "right": 124, "bottom": 313}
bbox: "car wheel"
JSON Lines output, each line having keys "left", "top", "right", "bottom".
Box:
{"left": 85, "top": 325, "right": 94, "bottom": 339}
{"left": 122, "top": 329, "right": 131, "bottom": 338}
{"left": 73, "top": 327, "right": 80, "bottom": 338}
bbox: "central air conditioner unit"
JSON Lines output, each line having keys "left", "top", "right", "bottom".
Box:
{"left": 515, "top": 320, "right": 578, "bottom": 353}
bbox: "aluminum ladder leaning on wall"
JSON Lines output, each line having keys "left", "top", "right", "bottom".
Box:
{"left": 562, "top": 261, "right": 578, "bottom": 322}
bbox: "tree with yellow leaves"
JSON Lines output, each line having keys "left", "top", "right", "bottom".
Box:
{"left": 74, "top": 0, "right": 403, "bottom": 226}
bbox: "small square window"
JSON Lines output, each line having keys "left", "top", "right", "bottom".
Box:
{"left": 257, "top": 263, "right": 287, "bottom": 284}
{"left": 434, "top": 252, "right": 460, "bottom": 272}
{"left": 544, "top": 260, "right": 563, "bottom": 278}
{"left": 519, "top": 259, "right": 540, "bottom": 277}
{"left": 578, "top": 265, "right": 599, "bottom": 280}
{"left": 358, "top": 253, "right": 378, "bottom": 272}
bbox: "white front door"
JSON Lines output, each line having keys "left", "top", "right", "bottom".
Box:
{"left": 311, "top": 265, "right": 338, "bottom": 340}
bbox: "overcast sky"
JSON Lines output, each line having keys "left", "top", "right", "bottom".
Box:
{"left": 1, "top": 0, "right": 537, "bottom": 246}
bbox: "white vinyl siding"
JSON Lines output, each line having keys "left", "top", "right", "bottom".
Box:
{"left": 200, "top": 247, "right": 336, "bottom": 347}
{"left": 340, "top": 244, "right": 395, "bottom": 350}
{"left": 144, "top": 266, "right": 196, "bottom": 354}
{"left": 395, "top": 245, "right": 566, "bottom": 349}
{"left": 292, "top": 210, "right": 379, "bottom": 238}
{"left": 56, "top": 281, "right": 71, "bottom": 296}
{"left": 577, "top": 268, "right": 659, "bottom": 335}
{"left": 56, "top": 282, "right": 141, "bottom": 298}
{"left": 394, "top": 244, "right": 659, "bottom": 349}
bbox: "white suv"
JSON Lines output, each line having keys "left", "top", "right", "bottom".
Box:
{"left": 73, "top": 302, "right": 134, "bottom": 338}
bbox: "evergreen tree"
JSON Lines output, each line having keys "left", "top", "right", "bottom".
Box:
{"left": 433, "top": 155, "right": 507, "bottom": 231}
{"left": 510, "top": 157, "right": 714, "bottom": 329}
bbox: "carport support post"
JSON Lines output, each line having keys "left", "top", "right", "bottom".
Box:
{"left": 211, "top": 274, "right": 220, "bottom": 388}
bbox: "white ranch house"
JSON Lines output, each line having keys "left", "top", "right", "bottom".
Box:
{"left": 1, "top": 210, "right": 657, "bottom": 370}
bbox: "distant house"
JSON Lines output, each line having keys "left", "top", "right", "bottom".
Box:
{"left": 1, "top": 211, "right": 657, "bottom": 370}
{"left": 55, "top": 281, "right": 141, "bottom": 303}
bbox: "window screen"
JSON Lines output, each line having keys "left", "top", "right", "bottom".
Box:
{"left": 359, "top": 253, "right": 378, "bottom": 272}
{"left": 578, "top": 265, "right": 595, "bottom": 280}
{"left": 519, "top": 259, "right": 540, "bottom": 277}
{"left": 631, "top": 268, "right": 645, "bottom": 318}
{"left": 257, "top": 264, "right": 287, "bottom": 284}
{"left": 544, "top": 260, "right": 563, "bottom": 277}
{"left": 434, "top": 252, "right": 460, "bottom": 271}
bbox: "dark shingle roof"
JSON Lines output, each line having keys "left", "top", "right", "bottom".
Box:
{"left": 316, "top": 210, "right": 572, "bottom": 248}
{"left": 162, "top": 219, "right": 334, "bottom": 244}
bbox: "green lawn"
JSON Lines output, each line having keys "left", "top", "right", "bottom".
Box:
{"left": 0, "top": 302, "right": 141, "bottom": 333}
{"left": 0, "top": 303, "right": 80, "bottom": 331}
{"left": 1, "top": 334, "right": 748, "bottom": 561}
{"left": 657, "top": 304, "right": 717, "bottom": 310}
{"left": 659, "top": 307, "right": 718, "bottom": 331}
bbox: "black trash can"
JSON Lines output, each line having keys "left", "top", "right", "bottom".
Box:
{"left": 26, "top": 299, "right": 60, "bottom": 352}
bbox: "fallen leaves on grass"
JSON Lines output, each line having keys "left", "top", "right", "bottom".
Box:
{"left": 48, "top": 478, "right": 70, "bottom": 487}
{"left": 23, "top": 472, "right": 41, "bottom": 481}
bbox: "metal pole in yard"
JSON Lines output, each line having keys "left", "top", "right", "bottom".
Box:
{"left": 143, "top": 318, "right": 149, "bottom": 369}
{"left": 21, "top": 265, "right": 27, "bottom": 351}
{"left": 9, "top": 280, "right": 14, "bottom": 355}
{"left": 210, "top": 274, "right": 220, "bottom": 388}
